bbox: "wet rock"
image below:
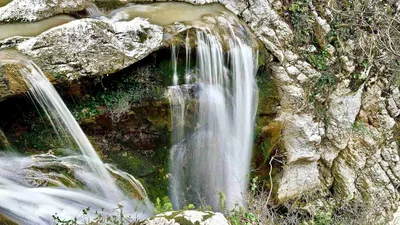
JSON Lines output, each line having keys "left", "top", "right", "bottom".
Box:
{"left": 141, "top": 210, "right": 230, "bottom": 225}
{"left": 18, "top": 18, "right": 163, "bottom": 79}
{"left": 0, "top": 0, "right": 90, "bottom": 22}
{"left": 0, "top": 37, "right": 30, "bottom": 50}
{"left": 0, "top": 61, "right": 28, "bottom": 101}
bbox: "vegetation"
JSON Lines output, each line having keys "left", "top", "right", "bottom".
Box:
{"left": 53, "top": 205, "right": 140, "bottom": 225}
{"left": 71, "top": 74, "right": 164, "bottom": 124}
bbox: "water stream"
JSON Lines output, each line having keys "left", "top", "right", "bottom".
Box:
{"left": 105, "top": 2, "right": 229, "bottom": 25}
{"left": 0, "top": 15, "right": 75, "bottom": 41}
{"left": 168, "top": 28, "right": 258, "bottom": 210}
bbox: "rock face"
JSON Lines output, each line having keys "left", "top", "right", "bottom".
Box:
{"left": 0, "top": 59, "right": 28, "bottom": 101}
{"left": 17, "top": 18, "right": 163, "bottom": 79}
{"left": 141, "top": 211, "right": 230, "bottom": 225}
{"left": 0, "top": 0, "right": 90, "bottom": 22}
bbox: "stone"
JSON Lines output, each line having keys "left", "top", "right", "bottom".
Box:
{"left": 277, "top": 162, "right": 321, "bottom": 202}
{"left": 141, "top": 211, "right": 230, "bottom": 225}
{"left": 0, "top": 37, "right": 30, "bottom": 50}
{"left": 17, "top": 18, "right": 163, "bottom": 79}
{"left": 0, "top": 0, "right": 90, "bottom": 22}
{"left": 326, "top": 85, "right": 363, "bottom": 150}
{"left": 282, "top": 114, "right": 321, "bottom": 163}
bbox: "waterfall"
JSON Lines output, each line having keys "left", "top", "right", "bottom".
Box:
{"left": 168, "top": 29, "right": 258, "bottom": 210}
{"left": 21, "top": 61, "right": 121, "bottom": 200}
{"left": 0, "top": 57, "right": 152, "bottom": 224}
{"left": 86, "top": 3, "right": 105, "bottom": 18}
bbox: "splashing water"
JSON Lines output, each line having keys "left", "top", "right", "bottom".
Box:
{"left": 0, "top": 56, "right": 152, "bottom": 224}
{"left": 168, "top": 29, "right": 259, "bottom": 210}
{"left": 86, "top": 3, "right": 104, "bottom": 18}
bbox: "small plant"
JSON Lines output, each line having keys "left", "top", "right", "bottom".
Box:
{"left": 309, "top": 73, "right": 336, "bottom": 103}
{"left": 287, "top": 0, "right": 314, "bottom": 46}
{"left": 304, "top": 49, "right": 329, "bottom": 71}
{"left": 314, "top": 211, "right": 334, "bottom": 225}
{"left": 219, "top": 192, "right": 226, "bottom": 211}
{"left": 155, "top": 196, "right": 173, "bottom": 213}
{"left": 53, "top": 205, "right": 138, "bottom": 225}
{"left": 352, "top": 120, "right": 370, "bottom": 135}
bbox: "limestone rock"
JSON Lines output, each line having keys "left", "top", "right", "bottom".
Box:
{"left": 0, "top": 37, "right": 30, "bottom": 50}
{"left": 326, "top": 85, "right": 363, "bottom": 150}
{"left": 17, "top": 18, "right": 163, "bottom": 79}
{"left": 277, "top": 114, "right": 321, "bottom": 201}
{"left": 141, "top": 211, "right": 230, "bottom": 225}
{"left": 277, "top": 162, "right": 321, "bottom": 201}
{"left": 0, "top": 59, "right": 28, "bottom": 101}
{"left": 387, "top": 87, "right": 400, "bottom": 118}
{"left": 0, "top": 0, "right": 90, "bottom": 22}
{"left": 282, "top": 114, "right": 321, "bottom": 163}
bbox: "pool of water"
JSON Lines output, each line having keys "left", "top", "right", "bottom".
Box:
{"left": 0, "top": 15, "right": 75, "bottom": 40}
{"left": 107, "top": 2, "right": 229, "bottom": 26}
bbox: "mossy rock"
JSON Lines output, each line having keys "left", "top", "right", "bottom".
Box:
{"left": 0, "top": 214, "right": 18, "bottom": 225}
{"left": 0, "top": 63, "right": 28, "bottom": 102}
{"left": 141, "top": 210, "right": 230, "bottom": 225}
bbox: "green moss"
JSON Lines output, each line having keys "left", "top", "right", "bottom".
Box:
{"left": 201, "top": 212, "right": 214, "bottom": 221}
{"left": 108, "top": 151, "right": 155, "bottom": 178}
{"left": 173, "top": 216, "right": 201, "bottom": 225}
{"left": 154, "top": 56, "right": 191, "bottom": 86}
{"left": 70, "top": 74, "right": 164, "bottom": 122}
{"left": 107, "top": 146, "right": 170, "bottom": 203}
{"left": 163, "top": 211, "right": 182, "bottom": 220}
{"left": 9, "top": 122, "right": 66, "bottom": 154}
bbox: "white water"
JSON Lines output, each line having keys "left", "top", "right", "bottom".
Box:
{"left": 0, "top": 57, "right": 152, "bottom": 224}
{"left": 168, "top": 29, "right": 258, "bottom": 210}
{"left": 86, "top": 3, "right": 104, "bottom": 18}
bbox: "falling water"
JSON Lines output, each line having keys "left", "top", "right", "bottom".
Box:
{"left": 172, "top": 45, "right": 179, "bottom": 86}
{"left": 168, "top": 29, "right": 258, "bottom": 210}
{"left": 0, "top": 56, "right": 152, "bottom": 224}
{"left": 86, "top": 3, "right": 105, "bottom": 18}
{"left": 21, "top": 61, "right": 121, "bottom": 200}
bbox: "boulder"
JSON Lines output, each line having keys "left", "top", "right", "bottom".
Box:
{"left": 141, "top": 210, "right": 230, "bottom": 225}
{"left": 17, "top": 18, "right": 163, "bottom": 79}
{"left": 0, "top": 0, "right": 90, "bottom": 22}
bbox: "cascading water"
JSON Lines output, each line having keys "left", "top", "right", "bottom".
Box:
{"left": 0, "top": 56, "right": 152, "bottom": 224}
{"left": 168, "top": 28, "right": 259, "bottom": 210}
{"left": 21, "top": 61, "right": 120, "bottom": 200}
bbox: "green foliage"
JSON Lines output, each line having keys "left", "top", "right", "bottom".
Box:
{"left": 229, "top": 210, "right": 259, "bottom": 225}
{"left": 154, "top": 57, "right": 190, "bottom": 86}
{"left": 250, "top": 176, "right": 259, "bottom": 193}
{"left": 314, "top": 212, "right": 334, "bottom": 225}
{"left": 53, "top": 205, "right": 137, "bottom": 225}
{"left": 219, "top": 192, "right": 226, "bottom": 211}
{"left": 71, "top": 75, "right": 163, "bottom": 122}
{"left": 287, "top": 0, "right": 314, "bottom": 46}
{"left": 310, "top": 73, "right": 336, "bottom": 103}
{"left": 155, "top": 196, "right": 173, "bottom": 214}
{"left": 304, "top": 49, "right": 329, "bottom": 71}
